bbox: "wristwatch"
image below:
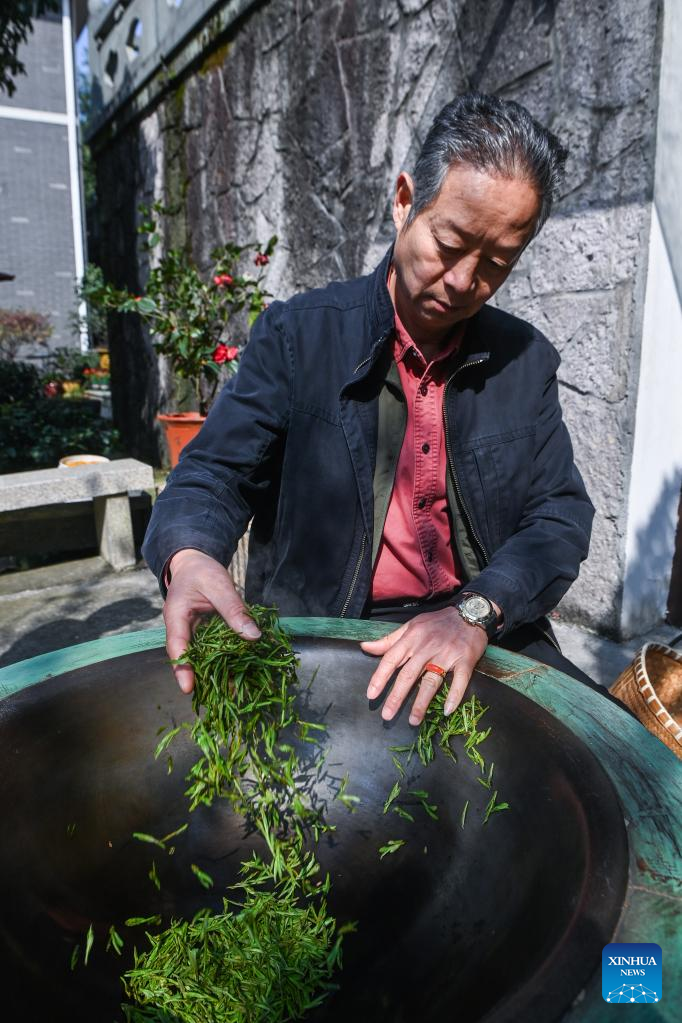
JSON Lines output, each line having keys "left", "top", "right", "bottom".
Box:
{"left": 453, "top": 592, "right": 499, "bottom": 639}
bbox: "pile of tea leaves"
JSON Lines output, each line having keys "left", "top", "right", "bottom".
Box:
{"left": 122, "top": 891, "right": 350, "bottom": 1023}
{"left": 120, "top": 608, "right": 352, "bottom": 1023}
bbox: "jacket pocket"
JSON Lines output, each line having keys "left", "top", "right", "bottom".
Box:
{"left": 468, "top": 427, "right": 536, "bottom": 549}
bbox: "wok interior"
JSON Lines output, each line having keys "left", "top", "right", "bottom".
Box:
{"left": 0, "top": 639, "right": 628, "bottom": 1022}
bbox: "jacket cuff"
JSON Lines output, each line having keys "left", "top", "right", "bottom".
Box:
{"left": 142, "top": 530, "right": 236, "bottom": 599}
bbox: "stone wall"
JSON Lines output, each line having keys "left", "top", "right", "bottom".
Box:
{"left": 91, "top": 0, "right": 664, "bottom": 635}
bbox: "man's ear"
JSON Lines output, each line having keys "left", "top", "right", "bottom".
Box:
{"left": 392, "top": 172, "right": 415, "bottom": 234}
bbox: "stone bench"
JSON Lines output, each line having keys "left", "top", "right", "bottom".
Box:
{"left": 0, "top": 459, "right": 154, "bottom": 571}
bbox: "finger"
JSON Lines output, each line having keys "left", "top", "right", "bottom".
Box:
{"left": 444, "top": 664, "right": 474, "bottom": 715}
{"left": 409, "top": 670, "right": 446, "bottom": 726}
{"left": 360, "top": 622, "right": 408, "bottom": 653}
{"left": 164, "top": 602, "right": 196, "bottom": 694}
{"left": 381, "top": 659, "right": 426, "bottom": 721}
{"left": 366, "top": 643, "right": 410, "bottom": 699}
{"left": 210, "top": 581, "right": 261, "bottom": 640}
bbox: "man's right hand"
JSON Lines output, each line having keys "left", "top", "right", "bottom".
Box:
{"left": 163, "top": 548, "right": 261, "bottom": 693}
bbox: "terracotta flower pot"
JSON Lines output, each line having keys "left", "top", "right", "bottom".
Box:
{"left": 157, "top": 412, "right": 206, "bottom": 468}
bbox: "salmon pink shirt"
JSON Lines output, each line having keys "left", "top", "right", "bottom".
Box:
{"left": 371, "top": 311, "right": 464, "bottom": 603}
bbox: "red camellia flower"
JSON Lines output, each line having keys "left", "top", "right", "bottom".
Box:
{"left": 212, "top": 343, "right": 229, "bottom": 363}
{"left": 254, "top": 252, "right": 269, "bottom": 267}
{"left": 43, "top": 381, "right": 59, "bottom": 398}
{"left": 214, "top": 273, "right": 234, "bottom": 287}
{"left": 225, "top": 345, "right": 239, "bottom": 360}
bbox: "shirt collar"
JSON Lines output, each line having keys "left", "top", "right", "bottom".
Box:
{"left": 393, "top": 306, "right": 464, "bottom": 369}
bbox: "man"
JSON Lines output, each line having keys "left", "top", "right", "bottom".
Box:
{"left": 143, "top": 93, "right": 601, "bottom": 724}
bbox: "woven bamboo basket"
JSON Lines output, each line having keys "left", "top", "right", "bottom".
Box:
{"left": 610, "top": 642, "right": 682, "bottom": 759}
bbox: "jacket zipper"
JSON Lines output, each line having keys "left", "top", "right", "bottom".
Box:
{"left": 353, "top": 329, "right": 392, "bottom": 376}
{"left": 340, "top": 532, "right": 367, "bottom": 617}
{"left": 443, "top": 360, "right": 490, "bottom": 568}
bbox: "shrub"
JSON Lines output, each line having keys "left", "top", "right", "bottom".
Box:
{"left": 0, "top": 358, "right": 40, "bottom": 403}
{"left": 0, "top": 395, "right": 119, "bottom": 474}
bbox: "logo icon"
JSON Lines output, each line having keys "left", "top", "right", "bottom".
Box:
{"left": 602, "top": 943, "right": 662, "bottom": 1003}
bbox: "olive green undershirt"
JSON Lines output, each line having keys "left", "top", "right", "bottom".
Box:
{"left": 371, "top": 360, "right": 481, "bottom": 588}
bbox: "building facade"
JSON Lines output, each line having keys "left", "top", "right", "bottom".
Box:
{"left": 85, "top": 0, "right": 682, "bottom": 639}
{"left": 0, "top": 1, "right": 86, "bottom": 360}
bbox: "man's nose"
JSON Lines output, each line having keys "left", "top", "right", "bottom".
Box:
{"left": 443, "top": 254, "right": 478, "bottom": 294}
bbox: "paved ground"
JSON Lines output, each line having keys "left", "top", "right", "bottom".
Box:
{"left": 1, "top": 555, "right": 680, "bottom": 683}
{"left": 0, "top": 556, "right": 164, "bottom": 669}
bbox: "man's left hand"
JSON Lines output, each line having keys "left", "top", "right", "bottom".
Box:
{"left": 360, "top": 607, "right": 489, "bottom": 726}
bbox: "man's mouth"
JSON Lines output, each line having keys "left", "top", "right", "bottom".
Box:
{"left": 429, "top": 296, "right": 464, "bottom": 313}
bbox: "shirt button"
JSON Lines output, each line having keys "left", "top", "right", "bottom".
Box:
{"left": 422, "top": 442, "right": 430, "bottom": 454}
{"left": 418, "top": 498, "right": 426, "bottom": 510}
{"left": 419, "top": 384, "right": 428, "bottom": 396}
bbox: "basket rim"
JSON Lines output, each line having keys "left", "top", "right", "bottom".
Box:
{"left": 634, "top": 642, "right": 682, "bottom": 745}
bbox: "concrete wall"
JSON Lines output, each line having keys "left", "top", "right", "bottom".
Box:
{"left": 89, "top": 0, "right": 665, "bottom": 635}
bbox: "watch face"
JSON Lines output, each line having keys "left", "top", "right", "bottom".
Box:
{"left": 463, "top": 595, "right": 491, "bottom": 620}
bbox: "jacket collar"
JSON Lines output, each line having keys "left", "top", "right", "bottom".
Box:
{"left": 456, "top": 308, "right": 492, "bottom": 370}
{"left": 367, "top": 244, "right": 397, "bottom": 342}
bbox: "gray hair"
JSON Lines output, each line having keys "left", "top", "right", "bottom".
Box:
{"left": 406, "top": 93, "right": 567, "bottom": 236}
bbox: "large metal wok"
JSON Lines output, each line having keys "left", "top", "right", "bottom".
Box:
{"left": 0, "top": 619, "right": 679, "bottom": 1023}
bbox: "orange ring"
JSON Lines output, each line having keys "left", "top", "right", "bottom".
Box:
{"left": 423, "top": 662, "right": 447, "bottom": 678}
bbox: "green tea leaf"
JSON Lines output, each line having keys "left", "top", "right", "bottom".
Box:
{"left": 106, "top": 925, "right": 124, "bottom": 956}
{"left": 460, "top": 800, "right": 469, "bottom": 829}
{"left": 191, "top": 864, "right": 214, "bottom": 889}
{"left": 148, "top": 860, "right": 160, "bottom": 891}
{"left": 379, "top": 839, "right": 406, "bottom": 860}
{"left": 83, "top": 923, "right": 94, "bottom": 966}
{"left": 160, "top": 822, "right": 188, "bottom": 844}
{"left": 154, "top": 727, "right": 180, "bottom": 759}
{"left": 132, "top": 832, "right": 166, "bottom": 850}
{"left": 382, "top": 781, "right": 401, "bottom": 815}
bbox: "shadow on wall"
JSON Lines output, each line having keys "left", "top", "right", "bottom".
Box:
{"left": 621, "top": 472, "right": 682, "bottom": 638}
{"left": 0, "top": 597, "right": 163, "bottom": 669}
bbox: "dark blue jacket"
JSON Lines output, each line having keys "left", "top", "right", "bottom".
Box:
{"left": 142, "top": 248, "right": 594, "bottom": 634}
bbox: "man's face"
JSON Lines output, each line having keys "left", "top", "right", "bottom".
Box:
{"left": 390, "top": 163, "right": 541, "bottom": 341}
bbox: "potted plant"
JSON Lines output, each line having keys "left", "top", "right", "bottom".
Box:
{"left": 82, "top": 204, "right": 276, "bottom": 467}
